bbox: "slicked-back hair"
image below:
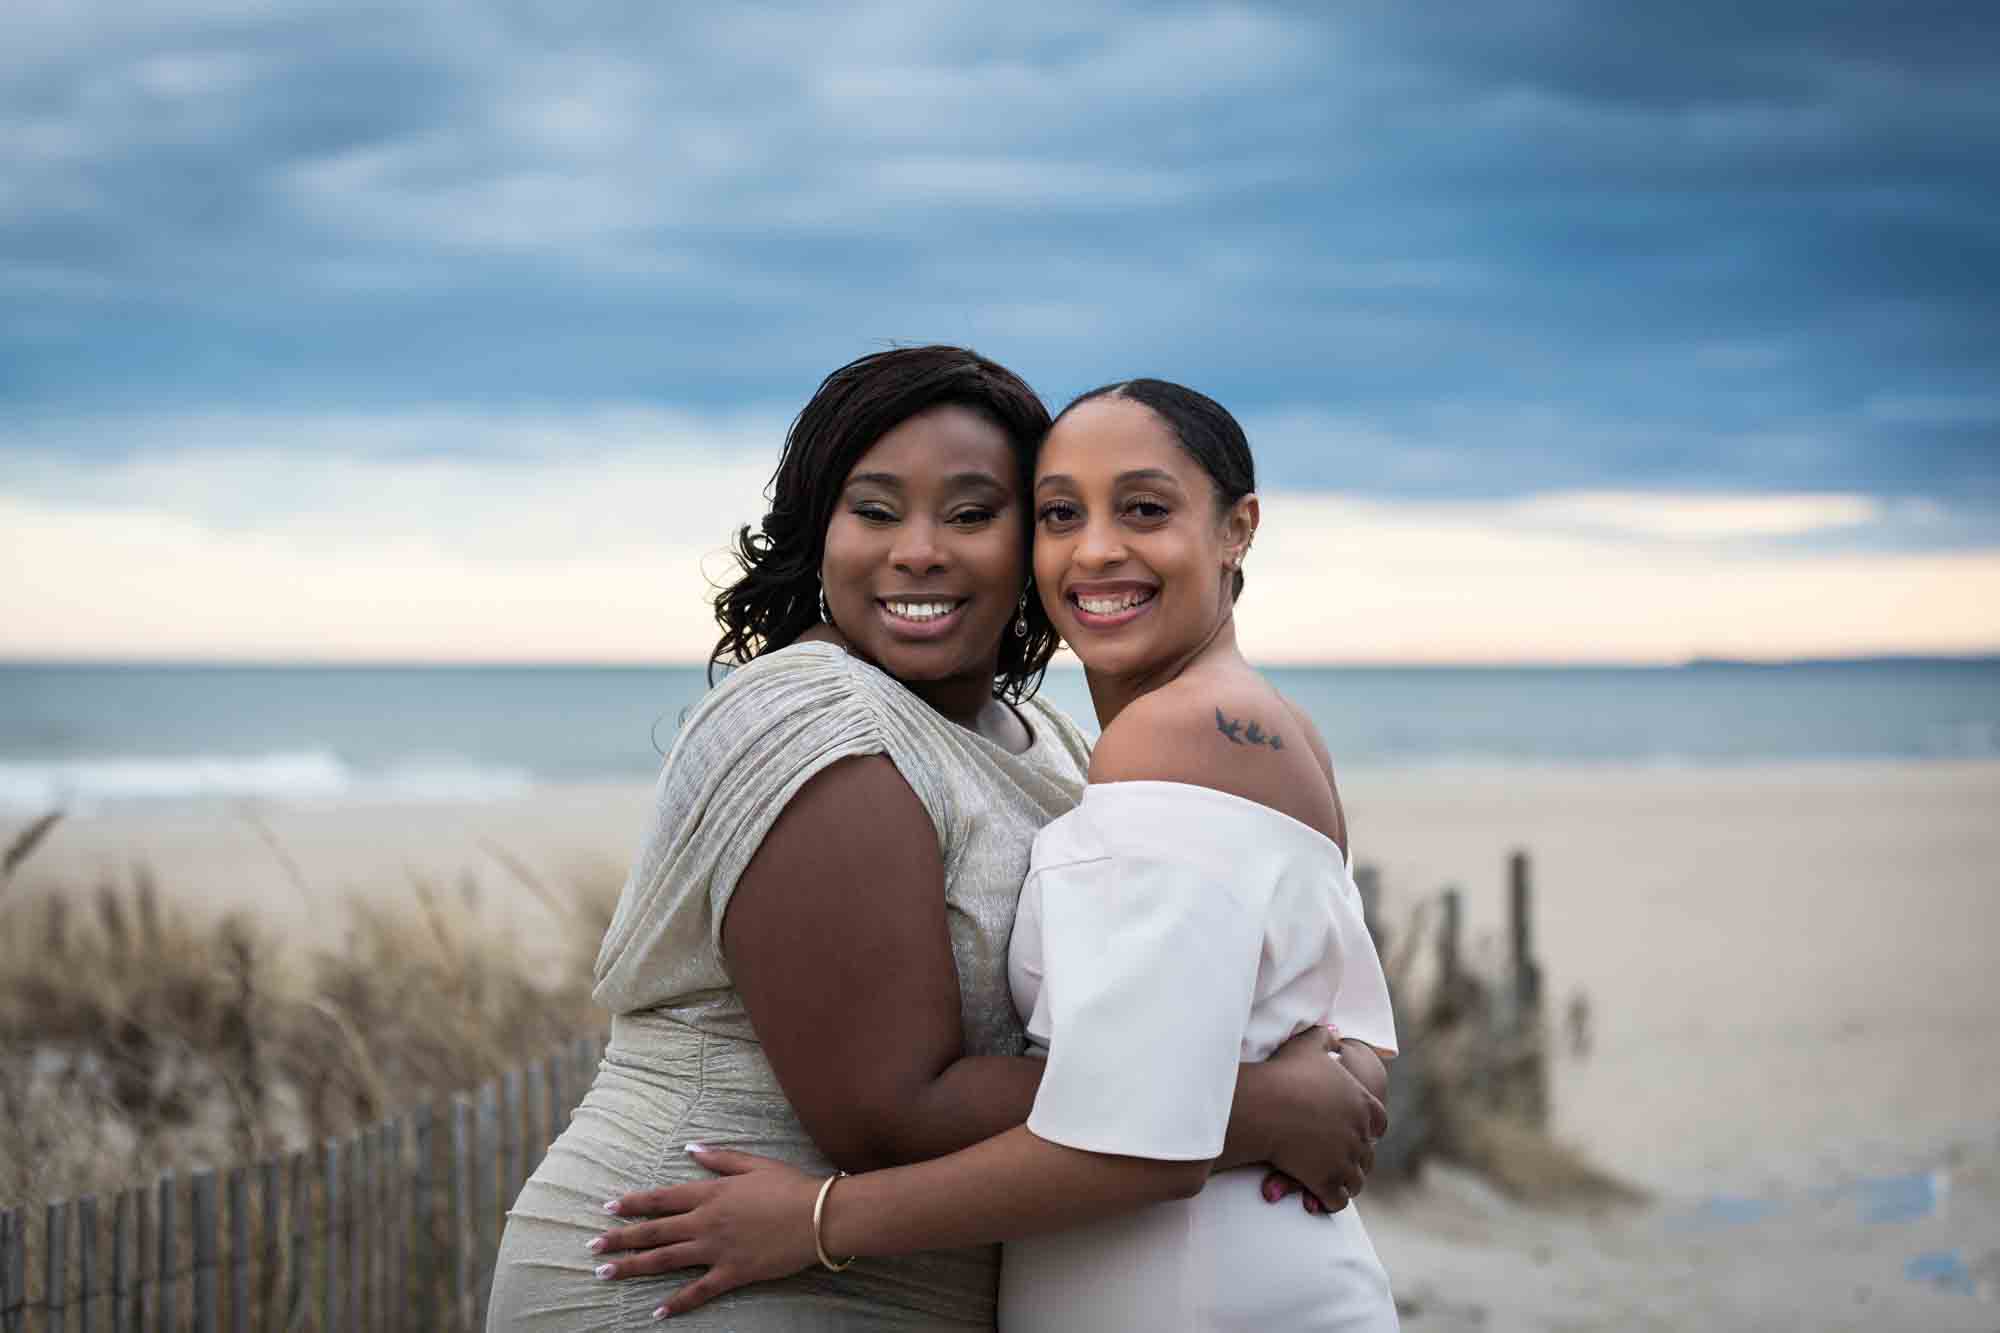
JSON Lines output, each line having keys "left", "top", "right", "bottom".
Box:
{"left": 1053, "top": 378, "right": 1257, "bottom": 601}
{"left": 710, "top": 346, "right": 1060, "bottom": 701}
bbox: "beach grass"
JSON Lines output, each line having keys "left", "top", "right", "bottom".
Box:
{"left": 0, "top": 833, "right": 617, "bottom": 1221}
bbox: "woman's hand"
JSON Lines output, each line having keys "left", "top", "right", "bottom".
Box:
{"left": 1256, "top": 1026, "right": 1386, "bottom": 1215}
{"left": 589, "top": 1146, "right": 825, "bottom": 1317}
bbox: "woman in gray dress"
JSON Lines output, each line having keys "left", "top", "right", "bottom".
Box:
{"left": 485, "top": 347, "right": 1383, "bottom": 1330}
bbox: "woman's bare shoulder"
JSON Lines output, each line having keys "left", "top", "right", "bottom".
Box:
{"left": 1275, "top": 695, "right": 1339, "bottom": 788}
{"left": 1088, "top": 676, "right": 1307, "bottom": 788}
{"left": 1087, "top": 676, "right": 1344, "bottom": 847}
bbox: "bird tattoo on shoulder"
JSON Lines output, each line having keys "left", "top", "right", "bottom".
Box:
{"left": 1215, "top": 706, "right": 1283, "bottom": 751}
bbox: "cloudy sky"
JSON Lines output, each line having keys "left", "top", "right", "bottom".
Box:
{"left": 4, "top": 1, "right": 1997, "bottom": 663}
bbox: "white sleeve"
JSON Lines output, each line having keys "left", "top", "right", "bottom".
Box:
{"left": 1329, "top": 902, "right": 1398, "bottom": 1057}
{"left": 1022, "top": 853, "right": 1272, "bottom": 1161}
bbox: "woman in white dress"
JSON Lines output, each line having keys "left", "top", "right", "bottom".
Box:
{"left": 589, "top": 378, "right": 1400, "bottom": 1329}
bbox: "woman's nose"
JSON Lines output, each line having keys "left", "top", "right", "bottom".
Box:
{"left": 1074, "top": 518, "right": 1125, "bottom": 569}
{"left": 890, "top": 518, "right": 947, "bottom": 575}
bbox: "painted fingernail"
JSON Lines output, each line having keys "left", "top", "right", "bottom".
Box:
{"left": 602, "top": 1200, "right": 622, "bottom": 1215}
{"left": 652, "top": 1307, "right": 669, "bottom": 1321}
{"left": 594, "top": 1263, "right": 615, "bottom": 1280}
{"left": 684, "top": 1142, "right": 707, "bottom": 1153}
{"left": 586, "top": 1237, "right": 606, "bottom": 1253}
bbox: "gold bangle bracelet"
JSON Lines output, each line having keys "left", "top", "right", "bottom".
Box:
{"left": 812, "top": 1170, "right": 855, "bottom": 1272}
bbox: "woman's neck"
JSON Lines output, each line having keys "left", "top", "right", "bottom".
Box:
{"left": 904, "top": 672, "right": 1006, "bottom": 733}
{"left": 796, "top": 626, "right": 1012, "bottom": 742}
{"left": 1085, "top": 614, "right": 1241, "bottom": 731}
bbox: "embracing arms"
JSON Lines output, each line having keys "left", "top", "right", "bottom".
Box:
{"left": 596, "top": 1042, "right": 1379, "bottom": 1316}
{"left": 716, "top": 754, "right": 1381, "bottom": 1187}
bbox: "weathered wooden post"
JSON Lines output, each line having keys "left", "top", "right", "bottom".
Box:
{"left": 452, "top": 1095, "right": 475, "bottom": 1333}
{"left": 1436, "top": 886, "right": 1463, "bottom": 1016}
{"left": 387, "top": 1118, "right": 408, "bottom": 1333}
{"left": 155, "top": 1175, "right": 175, "bottom": 1333}
{"left": 345, "top": 1136, "right": 363, "bottom": 1333}
{"left": 7, "top": 1207, "right": 24, "bottom": 1333}
{"left": 502, "top": 1070, "right": 524, "bottom": 1215}
{"left": 322, "top": 1141, "right": 343, "bottom": 1333}
{"left": 192, "top": 1169, "right": 220, "bottom": 1333}
{"left": 548, "top": 1052, "right": 570, "bottom": 1141}
{"left": 525, "top": 1062, "right": 548, "bottom": 1178}
{"left": 414, "top": 1104, "right": 438, "bottom": 1333}
{"left": 284, "top": 1152, "right": 308, "bottom": 1333}
{"left": 115, "top": 1188, "right": 138, "bottom": 1333}
{"left": 226, "top": 1168, "right": 249, "bottom": 1333}
{"left": 136, "top": 1185, "right": 153, "bottom": 1332}
{"left": 1506, "top": 850, "right": 1548, "bottom": 1125}
{"left": 574, "top": 1036, "right": 599, "bottom": 1109}
{"left": 0, "top": 1207, "right": 22, "bottom": 1333}
{"left": 371, "top": 1122, "right": 391, "bottom": 1333}
{"left": 78, "top": 1196, "right": 98, "bottom": 1333}
{"left": 44, "top": 1201, "right": 68, "bottom": 1331}
{"left": 256, "top": 1161, "right": 279, "bottom": 1333}
{"left": 1, "top": 1207, "right": 20, "bottom": 1333}
{"left": 1508, "top": 850, "right": 1541, "bottom": 1019}
{"left": 473, "top": 1081, "right": 500, "bottom": 1330}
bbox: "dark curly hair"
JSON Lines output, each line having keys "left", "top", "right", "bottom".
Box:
{"left": 1053, "top": 378, "right": 1257, "bottom": 602}
{"left": 710, "top": 346, "right": 1060, "bottom": 702}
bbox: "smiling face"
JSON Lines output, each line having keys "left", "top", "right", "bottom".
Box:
{"left": 1033, "top": 396, "right": 1254, "bottom": 680}
{"left": 821, "top": 404, "right": 1029, "bottom": 693}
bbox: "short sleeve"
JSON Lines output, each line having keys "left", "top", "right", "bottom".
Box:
{"left": 591, "top": 645, "right": 949, "bottom": 1014}
{"left": 1022, "top": 852, "right": 1274, "bottom": 1161}
{"left": 1329, "top": 902, "right": 1398, "bottom": 1057}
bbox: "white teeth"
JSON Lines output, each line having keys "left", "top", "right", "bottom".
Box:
{"left": 1076, "top": 590, "right": 1154, "bottom": 615}
{"left": 885, "top": 600, "right": 959, "bottom": 622}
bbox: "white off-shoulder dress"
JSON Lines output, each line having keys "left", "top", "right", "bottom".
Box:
{"left": 1000, "top": 781, "right": 1400, "bottom": 1332}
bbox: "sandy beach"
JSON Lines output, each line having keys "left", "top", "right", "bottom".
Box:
{"left": 11, "top": 759, "right": 2000, "bottom": 1329}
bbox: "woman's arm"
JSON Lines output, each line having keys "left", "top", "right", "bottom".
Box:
{"left": 718, "top": 753, "right": 1040, "bottom": 1169}
{"left": 599, "top": 1129, "right": 1208, "bottom": 1318}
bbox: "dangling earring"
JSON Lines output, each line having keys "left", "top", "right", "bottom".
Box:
{"left": 819, "top": 586, "right": 834, "bottom": 625}
{"left": 1013, "top": 587, "right": 1030, "bottom": 639}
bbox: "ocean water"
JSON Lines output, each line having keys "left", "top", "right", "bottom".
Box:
{"left": 2, "top": 658, "right": 1996, "bottom": 813}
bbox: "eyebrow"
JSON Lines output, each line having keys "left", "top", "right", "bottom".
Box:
{"left": 847, "top": 470, "right": 1009, "bottom": 492}
{"left": 1035, "top": 467, "right": 1181, "bottom": 493}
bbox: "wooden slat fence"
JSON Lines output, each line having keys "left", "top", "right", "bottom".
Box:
{"left": 0, "top": 1033, "right": 604, "bottom": 1332}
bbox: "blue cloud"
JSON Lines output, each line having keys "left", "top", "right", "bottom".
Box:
{"left": 1, "top": 1, "right": 1994, "bottom": 532}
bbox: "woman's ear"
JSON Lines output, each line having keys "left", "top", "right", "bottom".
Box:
{"left": 1223, "top": 493, "right": 1260, "bottom": 569}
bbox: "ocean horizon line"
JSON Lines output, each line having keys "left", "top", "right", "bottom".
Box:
{"left": 5, "top": 651, "right": 1998, "bottom": 672}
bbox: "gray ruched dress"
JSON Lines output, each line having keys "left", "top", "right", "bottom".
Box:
{"left": 486, "top": 642, "right": 1091, "bottom": 1330}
